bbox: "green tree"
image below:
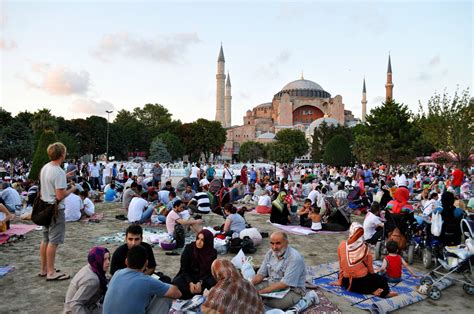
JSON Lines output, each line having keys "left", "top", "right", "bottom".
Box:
{"left": 323, "top": 135, "right": 353, "bottom": 166}
{"left": 266, "top": 142, "right": 294, "bottom": 163}
{"left": 353, "top": 99, "right": 420, "bottom": 164}
{"left": 275, "top": 129, "right": 308, "bottom": 158}
{"left": 238, "top": 141, "right": 266, "bottom": 162}
{"left": 311, "top": 122, "right": 354, "bottom": 162}
{"left": 149, "top": 138, "right": 171, "bottom": 162}
{"left": 417, "top": 89, "right": 473, "bottom": 167}
{"left": 29, "top": 130, "right": 58, "bottom": 180}
{"left": 57, "top": 132, "right": 80, "bottom": 158}
{"left": 31, "top": 109, "right": 58, "bottom": 134}
{"left": 0, "top": 120, "right": 34, "bottom": 177}
{"left": 0, "top": 107, "right": 13, "bottom": 126}
{"left": 180, "top": 119, "right": 226, "bottom": 161}
{"left": 157, "top": 132, "right": 184, "bottom": 161}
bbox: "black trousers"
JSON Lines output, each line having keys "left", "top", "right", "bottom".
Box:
{"left": 342, "top": 273, "right": 390, "bottom": 297}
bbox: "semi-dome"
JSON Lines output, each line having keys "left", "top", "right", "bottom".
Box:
{"left": 275, "top": 78, "right": 331, "bottom": 98}
{"left": 257, "top": 132, "right": 276, "bottom": 140}
{"left": 305, "top": 117, "right": 340, "bottom": 138}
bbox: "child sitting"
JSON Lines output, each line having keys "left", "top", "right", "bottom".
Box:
{"left": 309, "top": 205, "right": 322, "bottom": 231}
{"left": 363, "top": 202, "right": 384, "bottom": 245}
{"left": 376, "top": 241, "right": 418, "bottom": 283}
{"left": 298, "top": 198, "right": 312, "bottom": 227}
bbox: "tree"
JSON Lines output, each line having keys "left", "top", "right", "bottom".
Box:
{"left": 31, "top": 109, "right": 58, "bottom": 134}
{"left": 266, "top": 142, "right": 294, "bottom": 164}
{"left": 238, "top": 141, "right": 266, "bottom": 162}
{"left": 275, "top": 129, "right": 309, "bottom": 158}
{"left": 29, "top": 130, "right": 58, "bottom": 180}
{"left": 0, "top": 120, "right": 34, "bottom": 177}
{"left": 323, "top": 135, "right": 353, "bottom": 166}
{"left": 149, "top": 138, "right": 171, "bottom": 162}
{"left": 417, "top": 89, "right": 473, "bottom": 167}
{"left": 353, "top": 99, "right": 420, "bottom": 164}
{"left": 311, "top": 122, "right": 354, "bottom": 162}
{"left": 157, "top": 132, "right": 184, "bottom": 161}
{"left": 180, "top": 119, "right": 226, "bottom": 161}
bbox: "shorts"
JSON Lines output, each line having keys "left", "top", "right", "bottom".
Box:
{"left": 42, "top": 209, "right": 66, "bottom": 244}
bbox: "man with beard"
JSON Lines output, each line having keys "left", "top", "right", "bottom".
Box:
{"left": 251, "top": 231, "right": 315, "bottom": 310}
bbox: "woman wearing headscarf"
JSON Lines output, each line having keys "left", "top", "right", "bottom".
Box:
{"left": 384, "top": 187, "right": 416, "bottom": 236}
{"left": 202, "top": 259, "right": 264, "bottom": 314}
{"left": 64, "top": 246, "right": 110, "bottom": 314}
{"left": 333, "top": 223, "right": 396, "bottom": 298}
{"left": 172, "top": 229, "right": 217, "bottom": 299}
{"left": 435, "top": 191, "right": 464, "bottom": 246}
{"left": 270, "top": 190, "right": 291, "bottom": 225}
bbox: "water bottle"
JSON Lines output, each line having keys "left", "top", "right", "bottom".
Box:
{"left": 15, "top": 205, "right": 22, "bottom": 216}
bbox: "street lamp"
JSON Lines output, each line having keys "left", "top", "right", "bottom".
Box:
{"left": 105, "top": 110, "right": 113, "bottom": 161}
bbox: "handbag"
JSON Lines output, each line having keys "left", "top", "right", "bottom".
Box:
{"left": 31, "top": 195, "right": 58, "bottom": 226}
{"left": 173, "top": 223, "right": 185, "bottom": 248}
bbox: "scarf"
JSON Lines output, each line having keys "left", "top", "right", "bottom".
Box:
{"left": 387, "top": 187, "right": 413, "bottom": 214}
{"left": 272, "top": 191, "right": 287, "bottom": 212}
{"left": 203, "top": 259, "right": 264, "bottom": 314}
{"left": 88, "top": 246, "right": 109, "bottom": 294}
{"left": 346, "top": 222, "right": 368, "bottom": 266}
{"left": 192, "top": 229, "right": 217, "bottom": 278}
{"left": 441, "top": 191, "right": 456, "bottom": 218}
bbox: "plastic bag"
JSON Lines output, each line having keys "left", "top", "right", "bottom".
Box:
{"left": 241, "top": 256, "right": 256, "bottom": 281}
{"left": 231, "top": 249, "right": 246, "bottom": 269}
{"left": 431, "top": 212, "right": 443, "bottom": 237}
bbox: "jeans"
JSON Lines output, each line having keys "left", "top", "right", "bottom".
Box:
{"left": 138, "top": 205, "right": 155, "bottom": 224}
{"left": 224, "top": 179, "right": 232, "bottom": 187}
{"left": 190, "top": 177, "right": 199, "bottom": 192}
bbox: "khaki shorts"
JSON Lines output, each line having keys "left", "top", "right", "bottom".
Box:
{"left": 42, "top": 210, "right": 66, "bottom": 245}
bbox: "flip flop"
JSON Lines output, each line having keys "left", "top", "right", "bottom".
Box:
{"left": 38, "top": 269, "right": 61, "bottom": 277}
{"left": 46, "top": 272, "right": 70, "bottom": 281}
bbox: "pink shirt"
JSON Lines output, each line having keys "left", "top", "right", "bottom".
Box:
{"left": 166, "top": 210, "right": 181, "bottom": 234}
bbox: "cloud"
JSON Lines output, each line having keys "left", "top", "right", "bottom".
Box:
{"left": 0, "top": 38, "right": 17, "bottom": 50}
{"left": 417, "top": 55, "right": 443, "bottom": 81}
{"left": 429, "top": 55, "right": 440, "bottom": 66}
{"left": 70, "top": 98, "right": 115, "bottom": 115}
{"left": 23, "top": 62, "right": 90, "bottom": 95}
{"left": 258, "top": 50, "right": 291, "bottom": 79}
{"left": 92, "top": 31, "right": 201, "bottom": 63}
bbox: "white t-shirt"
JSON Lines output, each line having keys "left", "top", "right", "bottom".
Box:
{"left": 64, "top": 193, "right": 83, "bottom": 222}
{"left": 190, "top": 166, "right": 200, "bottom": 179}
{"left": 363, "top": 212, "right": 383, "bottom": 240}
{"left": 82, "top": 197, "right": 95, "bottom": 216}
{"left": 127, "top": 197, "right": 148, "bottom": 222}
{"left": 90, "top": 164, "right": 100, "bottom": 177}
{"left": 395, "top": 174, "right": 407, "bottom": 187}
{"left": 258, "top": 195, "right": 272, "bottom": 207}
{"left": 40, "top": 162, "right": 67, "bottom": 209}
{"left": 224, "top": 168, "right": 233, "bottom": 180}
{"left": 307, "top": 190, "right": 319, "bottom": 205}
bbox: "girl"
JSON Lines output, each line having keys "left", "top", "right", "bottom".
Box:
{"left": 375, "top": 241, "right": 418, "bottom": 283}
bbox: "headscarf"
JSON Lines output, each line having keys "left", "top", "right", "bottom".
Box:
{"left": 346, "top": 222, "right": 368, "bottom": 266}
{"left": 192, "top": 229, "right": 217, "bottom": 278}
{"left": 272, "top": 191, "right": 287, "bottom": 212}
{"left": 88, "top": 246, "right": 109, "bottom": 293}
{"left": 203, "top": 259, "right": 264, "bottom": 314}
{"left": 441, "top": 191, "right": 456, "bottom": 218}
{"left": 386, "top": 187, "right": 413, "bottom": 214}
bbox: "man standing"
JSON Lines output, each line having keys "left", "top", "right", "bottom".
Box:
{"left": 151, "top": 162, "right": 163, "bottom": 189}
{"left": 104, "top": 245, "right": 181, "bottom": 314}
{"left": 88, "top": 160, "right": 101, "bottom": 191}
{"left": 137, "top": 163, "right": 145, "bottom": 177}
{"left": 251, "top": 231, "right": 316, "bottom": 310}
{"left": 189, "top": 162, "right": 200, "bottom": 192}
{"left": 39, "top": 142, "right": 77, "bottom": 281}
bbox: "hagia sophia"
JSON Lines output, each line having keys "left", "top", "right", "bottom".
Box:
{"left": 215, "top": 45, "right": 394, "bottom": 161}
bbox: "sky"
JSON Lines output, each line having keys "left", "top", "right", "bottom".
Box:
{"left": 1, "top": 0, "right": 472, "bottom": 125}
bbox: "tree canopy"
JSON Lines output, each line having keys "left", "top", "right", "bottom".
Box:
{"left": 29, "top": 130, "right": 58, "bottom": 180}
{"left": 238, "top": 141, "right": 266, "bottom": 162}
{"left": 275, "top": 129, "right": 308, "bottom": 159}
{"left": 149, "top": 138, "right": 171, "bottom": 162}
{"left": 311, "top": 122, "right": 354, "bottom": 162}
{"left": 323, "top": 135, "right": 353, "bottom": 166}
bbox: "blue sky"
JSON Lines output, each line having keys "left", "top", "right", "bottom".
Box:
{"left": 1, "top": 0, "right": 472, "bottom": 124}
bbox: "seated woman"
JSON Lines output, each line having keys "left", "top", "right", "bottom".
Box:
{"left": 202, "top": 259, "right": 264, "bottom": 314}
{"left": 64, "top": 246, "right": 110, "bottom": 314}
{"left": 172, "top": 229, "right": 217, "bottom": 300}
{"left": 256, "top": 190, "right": 272, "bottom": 214}
{"left": 223, "top": 204, "right": 246, "bottom": 236}
{"left": 332, "top": 223, "right": 397, "bottom": 298}
{"left": 384, "top": 187, "right": 416, "bottom": 235}
{"left": 270, "top": 191, "right": 291, "bottom": 225}
{"left": 435, "top": 191, "right": 464, "bottom": 246}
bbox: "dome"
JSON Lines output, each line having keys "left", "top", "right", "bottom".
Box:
{"left": 255, "top": 102, "right": 272, "bottom": 109}
{"left": 275, "top": 79, "right": 331, "bottom": 98}
{"left": 257, "top": 132, "right": 276, "bottom": 140}
{"left": 281, "top": 79, "right": 324, "bottom": 91}
{"left": 305, "top": 117, "right": 340, "bottom": 138}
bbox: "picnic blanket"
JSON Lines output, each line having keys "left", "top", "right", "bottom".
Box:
{"left": 0, "top": 224, "right": 38, "bottom": 245}
{"left": 303, "top": 288, "right": 341, "bottom": 313}
{"left": 80, "top": 213, "right": 104, "bottom": 223}
{"left": 307, "top": 261, "right": 453, "bottom": 314}
{"left": 0, "top": 266, "right": 15, "bottom": 277}
{"left": 96, "top": 229, "right": 195, "bottom": 246}
{"left": 268, "top": 221, "right": 347, "bottom": 235}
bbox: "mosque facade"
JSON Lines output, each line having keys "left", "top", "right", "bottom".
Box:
{"left": 215, "top": 46, "right": 393, "bottom": 161}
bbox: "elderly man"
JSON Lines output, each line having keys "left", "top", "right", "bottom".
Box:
{"left": 251, "top": 231, "right": 317, "bottom": 311}
{"left": 0, "top": 182, "right": 22, "bottom": 213}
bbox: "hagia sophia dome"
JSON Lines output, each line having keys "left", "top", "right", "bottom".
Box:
{"left": 274, "top": 79, "right": 331, "bottom": 98}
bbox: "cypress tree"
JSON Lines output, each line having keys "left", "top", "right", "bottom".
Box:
{"left": 29, "top": 130, "right": 58, "bottom": 180}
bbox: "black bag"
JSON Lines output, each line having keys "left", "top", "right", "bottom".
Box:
{"left": 31, "top": 196, "right": 58, "bottom": 226}
{"left": 228, "top": 237, "right": 243, "bottom": 254}
{"left": 241, "top": 236, "right": 256, "bottom": 254}
{"left": 174, "top": 223, "right": 185, "bottom": 248}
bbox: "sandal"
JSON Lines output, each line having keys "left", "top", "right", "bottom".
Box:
{"left": 38, "top": 269, "right": 61, "bottom": 277}
{"left": 165, "top": 251, "right": 180, "bottom": 256}
{"left": 46, "top": 272, "right": 70, "bottom": 281}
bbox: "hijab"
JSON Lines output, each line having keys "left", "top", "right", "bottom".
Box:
{"left": 441, "top": 191, "right": 456, "bottom": 218}
{"left": 272, "top": 191, "right": 287, "bottom": 212}
{"left": 192, "top": 229, "right": 217, "bottom": 277}
{"left": 203, "top": 259, "right": 264, "bottom": 314}
{"left": 88, "top": 246, "right": 109, "bottom": 293}
{"left": 387, "top": 187, "right": 413, "bottom": 214}
{"left": 346, "top": 222, "right": 368, "bottom": 266}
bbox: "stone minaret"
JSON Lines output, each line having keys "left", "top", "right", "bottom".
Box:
{"left": 215, "top": 44, "right": 226, "bottom": 125}
{"left": 225, "top": 71, "right": 232, "bottom": 127}
{"left": 361, "top": 78, "right": 367, "bottom": 122}
{"left": 385, "top": 54, "right": 393, "bottom": 101}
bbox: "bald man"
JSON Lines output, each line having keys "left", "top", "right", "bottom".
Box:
{"left": 251, "top": 231, "right": 310, "bottom": 310}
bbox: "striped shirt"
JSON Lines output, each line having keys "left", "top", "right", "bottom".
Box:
{"left": 194, "top": 192, "right": 211, "bottom": 213}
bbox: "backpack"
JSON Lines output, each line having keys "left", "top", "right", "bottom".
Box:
{"left": 173, "top": 223, "right": 185, "bottom": 248}
{"left": 387, "top": 227, "right": 407, "bottom": 251}
{"left": 31, "top": 195, "right": 58, "bottom": 227}
{"left": 228, "top": 236, "right": 256, "bottom": 254}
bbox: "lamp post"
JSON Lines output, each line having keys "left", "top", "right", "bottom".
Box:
{"left": 105, "top": 110, "right": 113, "bottom": 161}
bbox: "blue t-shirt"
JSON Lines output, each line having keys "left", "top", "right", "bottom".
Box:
{"left": 103, "top": 268, "right": 170, "bottom": 314}
{"left": 104, "top": 189, "right": 117, "bottom": 202}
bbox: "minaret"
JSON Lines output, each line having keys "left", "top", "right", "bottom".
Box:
{"left": 361, "top": 78, "right": 367, "bottom": 122}
{"left": 385, "top": 54, "right": 393, "bottom": 101}
{"left": 224, "top": 71, "right": 232, "bottom": 127}
{"left": 215, "top": 44, "right": 226, "bottom": 126}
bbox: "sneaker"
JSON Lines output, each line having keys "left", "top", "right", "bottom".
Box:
{"left": 285, "top": 290, "right": 319, "bottom": 313}
{"left": 304, "top": 290, "right": 319, "bottom": 306}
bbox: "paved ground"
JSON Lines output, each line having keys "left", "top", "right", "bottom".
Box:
{"left": 1, "top": 199, "right": 473, "bottom": 313}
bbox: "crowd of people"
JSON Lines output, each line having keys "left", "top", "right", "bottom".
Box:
{"left": 1, "top": 142, "right": 473, "bottom": 313}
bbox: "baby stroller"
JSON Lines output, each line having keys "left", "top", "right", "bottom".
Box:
{"left": 420, "top": 219, "right": 474, "bottom": 300}
{"left": 411, "top": 215, "right": 444, "bottom": 269}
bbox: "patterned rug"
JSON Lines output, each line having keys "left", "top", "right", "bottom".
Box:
{"left": 268, "top": 221, "right": 347, "bottom": 235}
{"left": 0, "top": 224, "right": 38, "bottom": 245}
{"left": 0, "top": 266, "right": 15, "bottom": 277}
{"left": 303, "top": 288, "right": 341, "bottom": 314}
{"left": 307, "top": 261, "right": 453, "bottom": 313}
